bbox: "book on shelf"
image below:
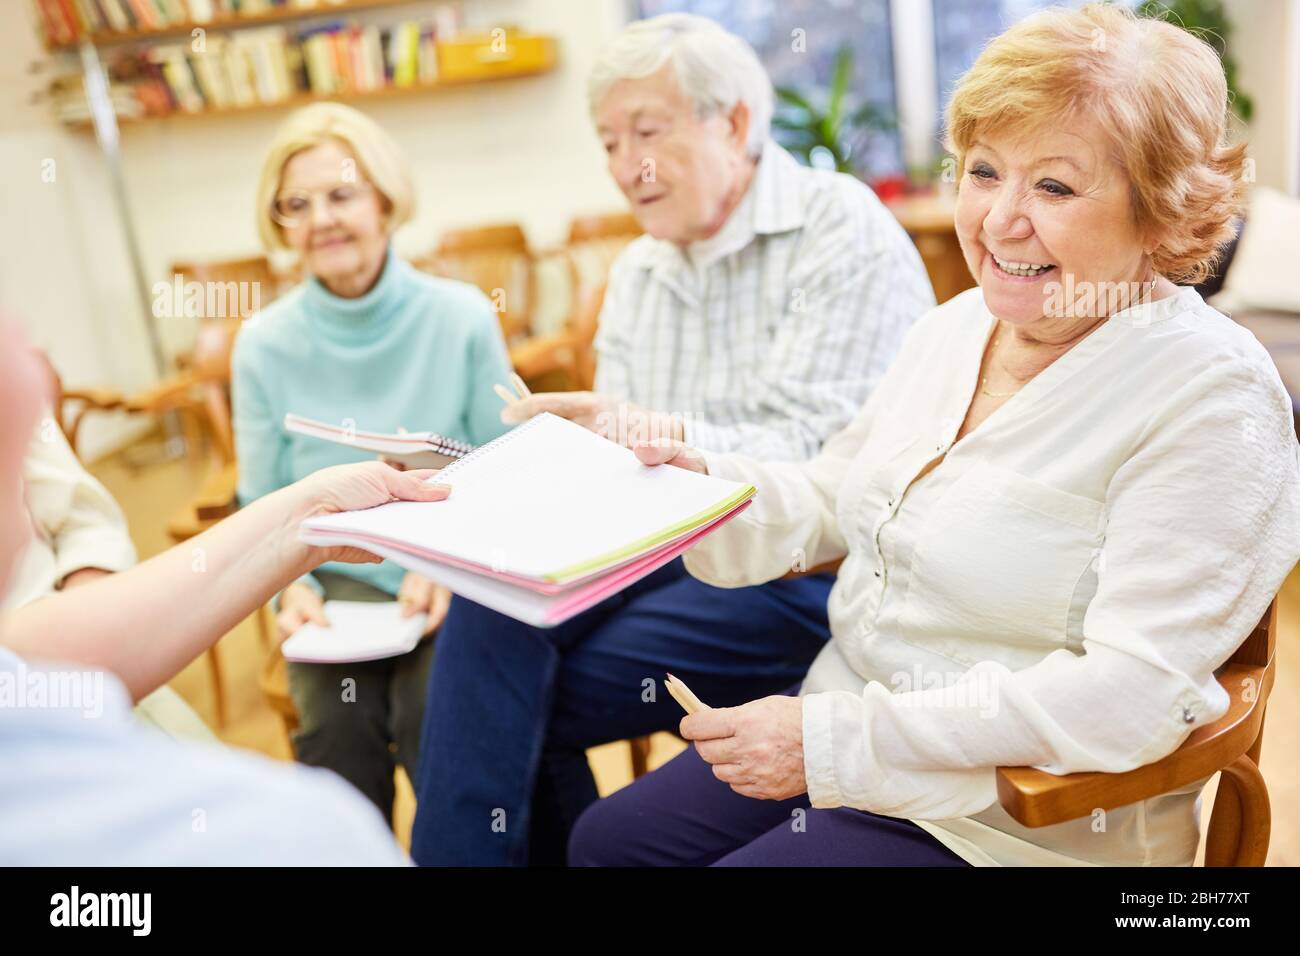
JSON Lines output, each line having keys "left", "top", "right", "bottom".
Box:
{"left": 33, "top": 2, "right": 462, "bottom": 47}
{"left": 34, "top": 2, "right": 381, "bottom": 44}
{"left": 45, "top": 6, "right": 497, "bottom": 122}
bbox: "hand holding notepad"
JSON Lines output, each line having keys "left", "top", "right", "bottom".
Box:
{"left": 281, "top": 601, "right": 425, "bottom": 664}
{"left": 299, "top": 413, "right": 755, "bottom": 627}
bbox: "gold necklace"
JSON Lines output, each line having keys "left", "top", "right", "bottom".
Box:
{"left": 979, "top": 377, "right": 1020, "bottom": 398}
{"left": 979, "top": 330, "right": 1024, "bottom": 398}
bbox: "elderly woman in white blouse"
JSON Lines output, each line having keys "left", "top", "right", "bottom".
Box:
{"left": 568, "top": 3, "right": 1300, "bottom": 867}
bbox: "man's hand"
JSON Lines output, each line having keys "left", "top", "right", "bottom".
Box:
{"left": 632, "top": 437, "right": 709, "bottom": 475}
{"left": 397, "top": 572, "right": 452, "bottom": 636}
{"left": 500, "top": 391, "right": 683, "bottom": 448}
{"left": 681, "top": 695, "right": 807, "bottom": 801}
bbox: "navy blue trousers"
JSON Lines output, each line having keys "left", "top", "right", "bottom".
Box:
{"left": 410, "top": 558, "right": 833, "bottom": 866}
{"left": 568, "top": 736, "right": 970, "bottom": 866}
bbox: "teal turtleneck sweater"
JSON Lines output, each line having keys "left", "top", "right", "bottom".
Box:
{"left": 232, "top": 246, "right": 513, "bottom": 597}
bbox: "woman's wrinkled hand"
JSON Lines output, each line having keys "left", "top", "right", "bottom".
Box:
{"left": 681, "top": 694, "right": 807, "bottom": 801}
{"left": 397, "top": 572, "right": 452, "bottom": 636}
{"left": 501, "top": 391, "right": 684, "bottom": 449}
{"left": 276, "top": 581, "right": 329, "bottom": 643}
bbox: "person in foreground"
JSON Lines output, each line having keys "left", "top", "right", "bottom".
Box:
{"left": 0, "top": 318, "right": 448, "bottom": 864}
{"left": 569, "top": 4, "right": 1300, "bottom": 867}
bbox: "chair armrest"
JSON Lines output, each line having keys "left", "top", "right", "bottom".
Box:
{"left": 123, "top": 371, "right": 200, "bottom": 414}
{"left": 783, "top": 557, "right": 844, "bottom": 579}
{"left": 995, "top": 661, "right": 1273, "bottom": 828}
{"left": 61, "top": 386, "right": 126, "bottom": 410}
{"left": 509, "top": 332, "right": 577, "bottom": 383}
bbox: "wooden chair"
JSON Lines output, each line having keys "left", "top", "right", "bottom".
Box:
{"left": 260, "top": 608, "right": 299, "bottom": 755}
{"left": 997, "top": 599, "right": 1279, "bottom": 866}
{"left": 417, "top": 224, "right": 536, "bottom": 343}
{"left": 57, "top": 255, "right": 291, "bottom": 461}
{"left": 163, "top": 317, "right": 241, "bottom": 542}
{"left": 564, "top": 212, "right": 641, "bottom": 294}
{"left": 509, "top": 213, "right": 641, "bottom": 393}
{"left": 156, "top": 314, "right": 275, "bottom": 729}
{"left": 508, "top": 282, "right": 607, "bottom": 393}
{"left": 626, "top": 575, "right": 1277, "bottom": 866}
{"left": 35, "top": 349, "right": 239, "bottom": 729}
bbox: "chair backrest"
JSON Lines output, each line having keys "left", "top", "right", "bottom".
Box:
{"left": 188, "top": 318, "right": 242, "bottom": 465}
{"left": 564, "top": 212, "right": 641, "bottom": 301}
{"left": 419, "top": 224, "right": 535, "bottom": 343}
{"left": 569, "top": 283, "right": 607, "bottom": 391}
{"left": 167, "top": 256, "right": 287, "bottom": 322}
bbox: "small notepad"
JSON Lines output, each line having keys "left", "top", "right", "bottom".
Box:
{"left": 284, "top": 413, "right": 475, "bottom": 469}
{"left": 280, "top": 601, "right": 425, "bottom": 664}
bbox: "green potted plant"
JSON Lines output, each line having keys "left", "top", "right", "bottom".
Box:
{"left": 1137, "top": 0, "right": 1253, "bottom": 122}
{"left": 771, "top": 45, "right": 896, "bottom": 180}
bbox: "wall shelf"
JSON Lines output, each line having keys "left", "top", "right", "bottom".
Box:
{"left": 68, "top": 58, "right": 557, "bottom": 128}
{"left": 42, "top": 0, "right": 426, "bottom": 50}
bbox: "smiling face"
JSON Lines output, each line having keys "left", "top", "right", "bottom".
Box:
{"left": 595, "top": 65, "right": 752, "bottom": 245}
{"left": 954, "top": 118, "right": 1154, "bottom": 328}
{"left": 275, "top": 141, "right": 389, "bottom": 296}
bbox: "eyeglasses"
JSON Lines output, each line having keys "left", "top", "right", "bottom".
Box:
{"left": 270, "top": 181, "right": 375, "bottom": 226}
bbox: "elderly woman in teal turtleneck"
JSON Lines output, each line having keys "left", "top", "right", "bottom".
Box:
{"left": 232, "top": 102, "right": 512, "bottom": 824}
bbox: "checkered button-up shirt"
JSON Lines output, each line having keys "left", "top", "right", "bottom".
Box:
{"left": 594, "top": 139, "right": 935, "bottom": 461}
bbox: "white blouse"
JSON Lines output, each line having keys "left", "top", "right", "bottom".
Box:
{"left": 684, "top": 286, "right": 1300, "bottom": 866}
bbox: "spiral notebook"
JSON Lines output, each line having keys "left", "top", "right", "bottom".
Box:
{"left": 284, "top": 413, "right": 476, "bottom": 469}
{"left": 298, "top": 413, "right": 756, "bottom": 626}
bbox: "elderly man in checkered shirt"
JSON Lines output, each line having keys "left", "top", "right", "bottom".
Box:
{"left": 412, "top": 13, "right": 934, "bottom": 866}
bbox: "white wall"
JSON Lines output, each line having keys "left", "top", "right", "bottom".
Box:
{"left": 1, "top": 0, "right": 629, "bottom": 460}
{"left": 1227, "top": 0, "right": 1300, "bottom": 196}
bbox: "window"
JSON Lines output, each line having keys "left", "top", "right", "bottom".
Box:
{"left": 632, "top": 0, "right": 902, "bottom": 178}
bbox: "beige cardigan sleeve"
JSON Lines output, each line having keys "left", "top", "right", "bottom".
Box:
{"left": 21, "top": 418, "right": 136, "bottom": 587}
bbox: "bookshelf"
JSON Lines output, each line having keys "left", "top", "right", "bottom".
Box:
{"left": 68, "top": 57, "right": 557, "bottom": 127}
{"left": 41, "top": 0, "right": 425, "bottom": 51}
{"left": 34, "top": 1, "right": 560, "bottom": 128}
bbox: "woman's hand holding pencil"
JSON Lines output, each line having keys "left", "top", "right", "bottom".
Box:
{"left": 669, "top": 673, "right": 809, "bottom": 802}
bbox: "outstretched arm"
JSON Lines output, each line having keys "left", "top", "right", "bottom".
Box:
{"left": 1, "top": 462, "right": 450, "bottom": 701}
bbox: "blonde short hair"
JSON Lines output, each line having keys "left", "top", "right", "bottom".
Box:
{"left": 945, "top": 3, "right": 1247, "bottom": 284}
{"left": 254, "top": 102, "right": 415, "bottom": 253}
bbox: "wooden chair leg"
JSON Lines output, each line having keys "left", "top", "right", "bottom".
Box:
{"left": 1204, "top": 755, "right": 1270, "bottom": 866}
{"left": 254, "top": 604, "right": 273, "bottom": 650}
{"left": 628, "top": 735, "right": 652, "bottom": 779}
{"left": 205, "top": 644, "right": 226, "bottom": 730}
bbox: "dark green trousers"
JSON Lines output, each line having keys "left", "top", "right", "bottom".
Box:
{"left": 286, "top": 570, "right": 434, "bottom": 825}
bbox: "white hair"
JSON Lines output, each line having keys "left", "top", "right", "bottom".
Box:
{"left": 588, "top": 13, "right": 773, "bottom": 157}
